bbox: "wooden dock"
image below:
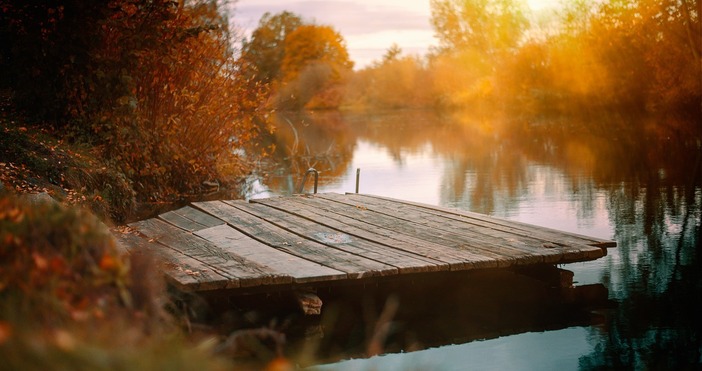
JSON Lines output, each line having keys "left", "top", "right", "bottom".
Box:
{"left": 117, "top": 193, "right": 615, "bottom": 295}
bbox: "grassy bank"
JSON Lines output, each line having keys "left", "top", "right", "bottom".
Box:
{"left": 0, "top": 96, "right": 136, "bottom": 223}
{"left": 0, "top": 96, "right": 289, "bottom": 369}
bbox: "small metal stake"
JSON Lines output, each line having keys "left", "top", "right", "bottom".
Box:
{"left": 355, "top": 168, "right": 360, "bottom": 193}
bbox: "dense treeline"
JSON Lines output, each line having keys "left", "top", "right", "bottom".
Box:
{"left": 244, "top": 0, "right": 700, "bottom": 118}
{"left": 1, "top": 0, "right": 266, "bottom": 216}
{"left": 342, "top": 0, "right": 701, "bottom": 117}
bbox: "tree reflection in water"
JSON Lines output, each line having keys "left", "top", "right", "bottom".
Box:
{"left": 250, "top": 110, "right": 701, "bottom": 368}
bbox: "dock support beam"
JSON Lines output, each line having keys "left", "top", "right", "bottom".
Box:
{"left": 294, "top": 290, "right": 322, "bottom": 315}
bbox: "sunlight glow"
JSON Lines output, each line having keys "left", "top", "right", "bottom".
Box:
{"left": 526, "top": 0, "right": 562, "bottom": 11}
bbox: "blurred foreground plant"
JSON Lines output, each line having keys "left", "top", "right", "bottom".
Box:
{"left": 0, "top": 193, "right": 231, "bottom": 370}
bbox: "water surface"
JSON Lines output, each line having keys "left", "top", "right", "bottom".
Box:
{"left": 246, "top": 110, "right": 701, "bottom": 369}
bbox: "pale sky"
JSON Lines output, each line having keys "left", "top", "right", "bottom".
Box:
{"left": 233, "top": 0, "right": 560, "bottom": 69}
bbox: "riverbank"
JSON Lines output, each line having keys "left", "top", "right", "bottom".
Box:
{"left": 0, "top": 91, "right": 253, "bottom": 225}
{"left": 0, "top": 95, "right": 292, "bottom": 369}
{"left": 0, "top": 92, "right": 136, "bottom": 223}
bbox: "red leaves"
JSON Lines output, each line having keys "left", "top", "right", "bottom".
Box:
{"left": 31, "top": 253, "right": 66, "bottom": 278}
{"left": 32, "top": 252, "right": 48, "bottom": 270}
{"left": 119, "top": 3, "right": 138, "bottom": 17}
{"left": 0, "top": 321, "right": 12, "bottom": 345}
{"left": 0, "top": 202, "right": 24, "bottom": 223}
{"left": 99, "top": 254, "right": 118, "bottom": 272}
{"left": 3, "top": 0, "right": 266, "bottom": 211}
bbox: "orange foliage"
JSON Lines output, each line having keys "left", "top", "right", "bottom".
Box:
{"left": 346, "top": 0, "right": 700, "bottom": 118}
{"left": 0, "top": 321, "right": 11, "bottom": 345}
{"left": 91, "top": 1, "right": 267, "bottom": 200}
{"left": 344, "top": 51, "right": 432, "bottom": 109}
{"left": 2, "top": 1, "right": 267, "bottom": 205}
{"left": 273, "top": 24, "right": 354, "bottom": 110}
{"left": 280, "top": 25, "right": 353, "bottom": 83}
{"left": 240, "top": 11, "right": 304, "bottom": 84}
{"left": 242, "top": 14, "right": 354, "bottom": 110}
{"left": 0, "top": 195, "right": 129, "bottom": 325}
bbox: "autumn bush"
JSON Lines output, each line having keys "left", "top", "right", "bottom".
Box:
{"left": 1, "top": 1, "right": 267, "bottom": 217}
{"left": 0, "top": 195, "right": 129, "bottom": 326}
{"left": 0, "top": 192, "right": 231, "bottom": 370}
{"left": 342, "top": 51, "right": 434, "bottom": 110}
{"left": 96, "top": 2, "right": 265, "bottom": 202}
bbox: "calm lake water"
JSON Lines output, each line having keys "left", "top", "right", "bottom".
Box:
{"left": 244, "top": 110, "right": 701, "bottom": 369}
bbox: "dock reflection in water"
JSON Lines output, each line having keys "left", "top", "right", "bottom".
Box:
{"left": 210, "top": 267, "right": 612, "bottom": 368}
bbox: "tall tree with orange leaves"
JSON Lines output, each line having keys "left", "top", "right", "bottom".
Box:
{"left": 275, "top": 24, "right": 353, "bottom": 109}
{"left": 240, "top": 11, "right": 304, "bottom": 84}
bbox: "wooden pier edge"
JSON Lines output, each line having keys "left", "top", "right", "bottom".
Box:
{"left": 344, "top": 192, "right": 617, "bottom": 249}
{"left": 116, "top": 193, "right": 617, "bottom": 308}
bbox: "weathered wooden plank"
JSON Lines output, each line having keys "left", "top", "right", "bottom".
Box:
{"left": 159, "top": 206, "right": 226, "bottom": 232}
{"left": 159, "top": 209, "right": 206, "bottom": 232}
{"left": 320, "top": 193, "right": 604, "bottom": 264}
{"left": 237, "top": 199, "right": 445, "bottom": 274}
{"left": 311, "top": 194, "right": 549, "bottom": 267}
{"left": 283, "top": 195, "right": 501, "bottom": 265}
{"left": 354, "top": 193, "right": 616, "bottom": 248}
{"left": 129, "top": 218, "right": 291, "bottom": 287}
{"left": 173, "top": 206, "right": 226, "bottom": 228}
{"left": 195, "top": 224, "right": 347, "bottom": 284}
{"left": 112, "top": 230, "right": 230, "bottom": 292}
{"left": 192, "top": 200, "right": 398, "bottom": 279}
{"left": 305, "top": 196, "right": 529, "bottom": 267}
{"left": 254, "top": 196, "right": 496, "bottom": 270}
{"left": 339, "top": 193, "right": 606, "bottom": 261}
